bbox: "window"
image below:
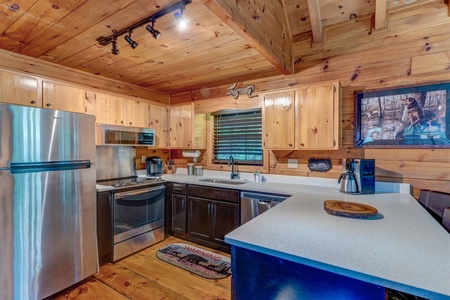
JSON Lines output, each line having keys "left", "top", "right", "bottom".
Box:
{"left": 212, "top": 109, "right": 263, "bottom": 165}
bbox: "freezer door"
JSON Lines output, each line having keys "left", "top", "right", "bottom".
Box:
{"left": 0, "top": 104, "right": 96, "bottom": 166}
{"left": 0, "top": 167, "right": 98, "bottom": 300}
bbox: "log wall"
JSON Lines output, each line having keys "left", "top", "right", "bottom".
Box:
{"left": 173, "top": 1, "right": 450, "bottom": 196}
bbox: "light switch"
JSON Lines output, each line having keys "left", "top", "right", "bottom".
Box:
{"left": 288, "top": 159, "right": 298, "bottom": 168}
{"left": 141, "top": 156, "right": 146, "bottom": 163}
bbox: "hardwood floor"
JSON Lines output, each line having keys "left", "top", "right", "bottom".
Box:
{"left": 46, "top": 237, "right": 232, "bottom": 300}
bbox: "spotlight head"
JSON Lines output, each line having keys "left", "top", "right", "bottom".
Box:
{"left": 111, "top": 39, "right": 120, "bottom": 55}
{"left": 124, "top": 35, "right": 138, "bottom": 49}
{"left": 174, "top": 11, "right": 187, "bottom": 30}
{"left": 146, "top": 24, "right": 161, "bottom": 39}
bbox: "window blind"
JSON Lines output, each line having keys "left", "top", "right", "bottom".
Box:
{"left": 212, "top": 109, "right": 263, "bottom": 165}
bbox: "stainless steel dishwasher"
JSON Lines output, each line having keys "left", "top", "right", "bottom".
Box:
{"left": 240, "top": 191, "right": 290, "bottom": 225}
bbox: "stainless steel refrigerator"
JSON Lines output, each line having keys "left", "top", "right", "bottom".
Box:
{"left": 0, "top": 103, "right": 99, "bottom": 299}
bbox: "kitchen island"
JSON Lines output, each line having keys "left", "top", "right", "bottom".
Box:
{"left": 225, "top": 185, "right": 450, "bottom": 299}
{"left": 161, "top": 170, "right": 450, "bottom": 299}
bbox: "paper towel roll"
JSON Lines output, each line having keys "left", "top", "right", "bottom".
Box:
{"left": 182, "top": 150, "right": 201, "bottom": 158}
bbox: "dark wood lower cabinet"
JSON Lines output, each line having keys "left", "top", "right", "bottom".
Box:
{"left": 171, "top": 193, "right": 187, "bottom": 235}
{"left": 96, "top": 190, "right": 113, "bottom": 265}
{"left": 188, "top": 196, "right": 239, "bottom": 252}
{"left": 167, "top": 183, "right": 240, "bottom": 252}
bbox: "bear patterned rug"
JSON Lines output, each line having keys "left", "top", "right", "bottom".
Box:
{"left": 156, "top": 243, "right": 232, "bottom": 279}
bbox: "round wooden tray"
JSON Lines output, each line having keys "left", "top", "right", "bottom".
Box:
{"left": 324, "top": 200, "right": 378, "bottom": 218}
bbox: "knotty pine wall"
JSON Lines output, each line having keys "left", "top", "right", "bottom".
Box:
{"left": 173, "top": 2, "right": 450, "bottom": 197}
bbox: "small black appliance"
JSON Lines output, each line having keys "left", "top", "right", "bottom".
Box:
{"left": 146, "top": 156, "right": 163, "bottom": 176}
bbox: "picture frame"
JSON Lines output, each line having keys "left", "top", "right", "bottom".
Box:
{"left": 354, "top": 82, "right": 450, "bottom": 148}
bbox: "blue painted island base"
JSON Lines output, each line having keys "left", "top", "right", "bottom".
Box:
{"left": 231, "top": 246, "right": 385, "bottom": 300}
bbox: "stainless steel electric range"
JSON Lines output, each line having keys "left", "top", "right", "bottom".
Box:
{"left": 96, "top": 146, "right": 166, "bottom": 262}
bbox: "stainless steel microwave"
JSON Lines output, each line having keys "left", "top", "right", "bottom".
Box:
{"left": 96, "top": 124, "right": 155, "bottom": 146}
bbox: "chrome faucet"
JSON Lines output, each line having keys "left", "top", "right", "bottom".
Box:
{"left": 228, "top": 155, "right": 240, "bottom": 179}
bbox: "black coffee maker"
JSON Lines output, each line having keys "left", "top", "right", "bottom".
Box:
{"left": 146, "top": 156, "right": 163, "bottom": 177}
{"left": 339, "top": 159, "right": 375, "bottom": 194}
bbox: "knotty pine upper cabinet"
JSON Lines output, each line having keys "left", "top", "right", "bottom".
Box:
{"left": 126, "top": 99, "right": 149, "bottom": 128}
{"left": 42, "top": 81, "right": 85, "bottom": 113}
{"left": 262, "top": 81, "right": 341, "bottom": 150}
{"left": 295, "top": 82, "right": 341, "bottom": 150}
{"left": 169, "top": 103, "right": 206, "bottom": 149}
{"left": 93, "top": 93, "right": 127, "bottom": 126}
{"left": 149, "top": 104, "right": 169, "bottom": 148}
{"left": 262, "top": 90, "right": 295, "bottom": 149}
{"left": 0, "top": 71, "right": 41, "bottom": 107}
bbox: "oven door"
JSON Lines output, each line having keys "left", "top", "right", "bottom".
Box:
{"left": 113, "top": 185, "right": 165, "bottom": 244}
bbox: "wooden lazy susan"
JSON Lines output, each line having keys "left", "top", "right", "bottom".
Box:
{"left": 324, "top": 200, "right": 378, "bottom": 218}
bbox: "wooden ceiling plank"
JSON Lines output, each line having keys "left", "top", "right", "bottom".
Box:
{"left": 40, "top": 0, "right": 177, "bottom": 63}
{"left": 284, "top": 0, "right": 310, "bottom": 37}
{"left": 0, "top": 1, "right": 39, "bottom": 33}
{"left": 200, "top": 0, "right": 292, "bottom": 75}
{"left": 374, "top": 0, "right": 388, "bottom": 30}
{"left": 53, "top": 2, "right": 218, "bottom": 69}
{"left": 0, "top": 0, "right": 88, "bottom": 52}
{"left": 306, "top": 0, "right": 322, "bottom": 43}
{"left": 80, "top": 23, "right": 240, "bottom": 76}
{"left": 17, "top": 0, "right": 137, "bottom": 57}
{"left": 76, "top": 33, "right": 243, "bottom": 86}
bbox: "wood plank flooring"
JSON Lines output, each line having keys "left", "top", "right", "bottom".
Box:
{"left": 46, "top": 237, "right": 232, "bottom": 300}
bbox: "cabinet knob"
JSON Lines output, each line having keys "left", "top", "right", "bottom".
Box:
{"left": 30, "top": 100, "right": 36, "bottom": 104}
{"left": 46, "top": 103, "right": 51, "bottom": 107}
{"left": 129, "top": 122, "right": 132, "bottom": 125}
{"left": 300, "top": 143, "right": 305, "bottom": 147}
{"left": 289, "top": 143, "right": 293, "bottom": 147}
{"left": 121, "top": 121, "right": 124, "bottom": 124}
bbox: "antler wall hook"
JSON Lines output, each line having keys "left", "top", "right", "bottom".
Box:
{"left": 226, "top": 83, "right": 258, "bottom": 99}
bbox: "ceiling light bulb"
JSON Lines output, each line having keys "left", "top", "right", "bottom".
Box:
{"left": 124, "top": 35, "right": 138, "bottom": 49}
{"left": 146, "top": 24, "right": 161, "bottom": 39}
{"left": 174, "top": 11, "right": 187, "bottom": 30}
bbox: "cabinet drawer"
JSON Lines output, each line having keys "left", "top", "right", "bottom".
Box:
{"left": 188, "top": 185, "right": 239, "bottom": 203}
{"left": 172, "top": 183, "right": 186, "bottom": 194}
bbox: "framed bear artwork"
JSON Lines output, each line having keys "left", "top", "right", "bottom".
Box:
{"left": 354, "top": 82, "right": 450, "bottom": 148}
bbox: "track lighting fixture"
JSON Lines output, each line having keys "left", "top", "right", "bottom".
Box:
{"left": 146, "top": 23, "right": 161, "bottom": 40}
{"left": 111, "top": 37, "right": 119, "bottom": 55}
{"left": 124, "top": 30, "right": 138, "bottom": 48}
{"left": 97, "top": 0, "right": 191, "bottom": 55}
{"left": 174, "top": 10, "right": 187, "bottom": 30}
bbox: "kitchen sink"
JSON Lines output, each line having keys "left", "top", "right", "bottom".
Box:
{"left": 198, "top": 178, "right": 248, "bottom": 185}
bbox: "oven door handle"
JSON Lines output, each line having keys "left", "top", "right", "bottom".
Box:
{"left": 115, "top": 186, "right": 165, "bottom": 200}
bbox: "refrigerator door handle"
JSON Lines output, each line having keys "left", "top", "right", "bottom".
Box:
{"left": 9, "top": 160, "right": 91, "bottom": 174}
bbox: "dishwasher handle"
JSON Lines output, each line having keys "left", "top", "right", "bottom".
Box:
{"left": 240, "top": 192, "right": 289, "bottom": 203}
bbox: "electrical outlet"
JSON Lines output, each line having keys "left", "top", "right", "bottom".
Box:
{"left": 288, "top": 159, "right": 298, "bottom": 168}
{"left": 141, "top": 156, "right": 146, "bottom": 163}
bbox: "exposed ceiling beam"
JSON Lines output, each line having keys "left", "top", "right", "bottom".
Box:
{"left": 200, "top": 0, "right": 292, "bottom": 75}
{"left": 374, "top": 0, "right": 388, "bottom": 30}
{"left": 307, "top": 0, "right": 323, "bottom": 44}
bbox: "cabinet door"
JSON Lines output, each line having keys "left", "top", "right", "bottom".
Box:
{"left": 296, "top": 84, "right": 339, "bottom": 149}
{"left": 262, "top": 90, "right": 295, "bottom": 149}
{"left": 95, "top": 93, "right": 126, "bottom": 125}
{"left": 169, "top": 103, "right": 193, "bottom": 148}
{"left": 211, "top": 200, "right": 239, "bottom": 245}
{"left": 188, "top": 197, "right": 211, "bottom": 242}
{"left": 0, "top": 71, "right": 40, "bottom": 107}
{"left": 97, "top": 191, "right": 112, "bottom": 265}
{"left": 150, "top": 104, "right": 168, "bottom": 148}
{"left": 42, "top": 82, "right": 85, "bottom": 113}
{"left": 126, "top": 99, "right": 149, "bottom": 128}
{"left": 171, "top": 194, "right": 187, "bottom": 234}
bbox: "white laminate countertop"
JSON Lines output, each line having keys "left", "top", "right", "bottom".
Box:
{"left": 161, "top": 169, "right": 450, "bottom": 299}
